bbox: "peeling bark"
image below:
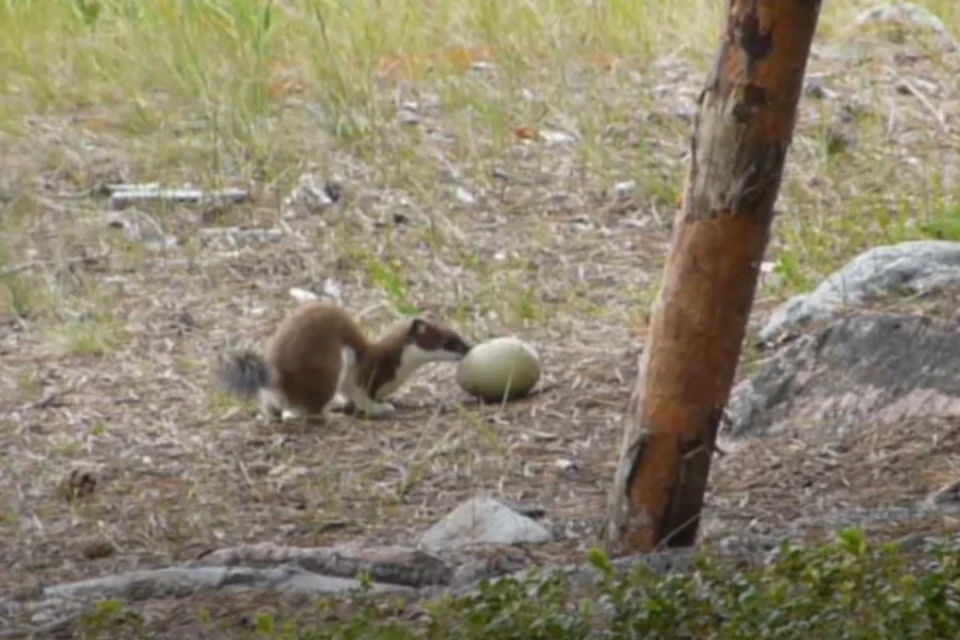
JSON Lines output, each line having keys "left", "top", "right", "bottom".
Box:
{"left": 607, "top": 0, "right": 823, "bottom": 555}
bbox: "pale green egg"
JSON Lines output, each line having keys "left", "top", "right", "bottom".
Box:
{"left": 456, "top": 337, "right": 541, "bottom": 402}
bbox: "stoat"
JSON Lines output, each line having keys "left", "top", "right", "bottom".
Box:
{"left": 218, "top": 301, "right": 473, "bottom": 420}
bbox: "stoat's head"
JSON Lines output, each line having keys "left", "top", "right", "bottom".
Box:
{"left": 405, "top": 317, "right": 473, "bottom": 363}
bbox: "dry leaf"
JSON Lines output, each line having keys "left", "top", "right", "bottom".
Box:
{"left": 442, "top": 45, "right": 488, "bottom": 72}
{"left": 587, "top": 53, "right": 617, "bottom": 72}
{"left": 513, "top": 125, "right": 539, "bottom": 140}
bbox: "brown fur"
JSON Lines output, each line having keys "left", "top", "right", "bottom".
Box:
{"left": 219, "top": 302, "right": 472, "bottom": 419}
{"left": 265, "top": 302, "right": 369, "bottom": 415}
{"left": 353, "top": 316, "right": 470, "bottom": 399}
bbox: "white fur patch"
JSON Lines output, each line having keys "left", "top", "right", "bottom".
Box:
{"left": 325, "top": 347, "right": 357, "bottom": 412}
{"left": 258, "top": 388, "right": 286, "bottom": 419}
{"left": 337, "top": 347, "right": 355, "bottom": 388}
{"left": 258, "top": 348, "right": 359, "bottom": 420}
{"left": 338, "top": 346, "right": 388, "bottom": 414}
{"left": 373, "top": 343, "right": 460, "bottom": 400}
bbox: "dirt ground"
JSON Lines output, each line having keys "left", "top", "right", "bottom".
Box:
{"left": 3, "top": 22, "right": 960, "bottom": 636}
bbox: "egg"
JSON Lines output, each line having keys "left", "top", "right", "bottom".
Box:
{"left": 456, "top": 337, "right": 542, "bottom": 402}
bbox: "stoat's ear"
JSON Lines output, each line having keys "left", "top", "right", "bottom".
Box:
{"left": 408, "top": 317, "right": 427, "bottom": 340}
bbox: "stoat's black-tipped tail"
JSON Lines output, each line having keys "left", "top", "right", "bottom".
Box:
{"left": 218, "top": 350, "right": 272, "bottom": 398}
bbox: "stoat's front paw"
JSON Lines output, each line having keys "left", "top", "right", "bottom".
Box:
{"left": 325, "top": 394, "right": 351, "bottom": 413}
{"left": 366, "top": 401, "right": 396, "bottom": 418}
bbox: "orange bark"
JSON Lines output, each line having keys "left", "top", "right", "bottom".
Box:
{"left": 606, "top": 0, "right": 823, "bottom": 555}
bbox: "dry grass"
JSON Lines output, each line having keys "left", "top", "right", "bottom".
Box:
{"left": 709, "top": 412, "right": 960, "bottom": 545}
{"left": 3, "top": 0, "right": 960, "bottom": 625}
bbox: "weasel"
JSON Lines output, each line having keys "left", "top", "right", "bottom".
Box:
{"left": 218, "top": 301, "right": 473, "bottom": 420}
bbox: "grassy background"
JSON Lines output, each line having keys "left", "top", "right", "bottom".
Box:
{"left": 2, "top": 0, "right": 960, "bottom": 316}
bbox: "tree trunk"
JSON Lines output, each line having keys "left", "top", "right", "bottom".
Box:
{"left": 606, "top": 0, "right": 823, "bottom": 556}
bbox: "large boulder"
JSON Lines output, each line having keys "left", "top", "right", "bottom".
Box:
{"left": 759, "top": 241, "right": 960, "bottom": 344}
{"left": 728, "top": 312, "right": 960, "bottom": 439}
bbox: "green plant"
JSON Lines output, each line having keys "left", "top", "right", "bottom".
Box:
{"left": 367, "top": 259, "right": 419, "bottom": 317}
{"left": 79, "top": 599, "right": 144, "bottom": 639}
{"left": 204, "top": 531, "right": 960, "bottom": 640}
{"left": 920, "top": 204, "right": 960, "bottom": 241}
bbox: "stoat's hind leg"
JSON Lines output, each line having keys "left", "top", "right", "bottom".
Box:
{"left": 325, "top": 393, "right": 352, "bottom": 413}
{"left": 257, "top": 388, "right": 286, "bottom": 422}
{"left": 337, "top": 347, "right": 395, "bottom": 418}
{"left": 319, "top": 347, "right": 355, "bottom": 414}
{"left": 281, "top": 347, "right": 350, "bottom": 424}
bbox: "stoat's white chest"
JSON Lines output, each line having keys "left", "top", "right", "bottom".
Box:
{"left": 340, "top": 344, "right": 461, "bottom": 402}
{"left": 372, "top": 344, "right": 437, "bottom": 399}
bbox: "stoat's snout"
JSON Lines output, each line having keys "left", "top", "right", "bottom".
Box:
{"left": 443, "top": 335, "right": 473, "bottom": 357}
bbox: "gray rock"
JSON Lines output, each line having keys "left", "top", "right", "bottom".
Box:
{"left": 198, "top": 226, "right": 285, "bottom": 250}
{"left": 728, "top": 312, "right": 960, "bottom": 439}
{"left": 853, "top": 3, "right": 956, "bottom": 49}
{"left": 927, "top": 479, "right": 960, "bottom": 507}
{"left": 43, "top": 565, "right": 410, "bottom": 600}
{"left": 419, "top": 497, "right": 552, "bottom": 552}
{"left": 759, "top": 241, "right": 960, "bottom": 343}
{"left": 397, "top": 103, "right": 421, "bottom": 125}
{"left": 105, "top": 210, "right": 180, "bottom": 250}
{"left": 613, "top": 180, "right": 637, "bottom": 197}
{"left": 281, "top": 173, "right": 342, "bottom": 217}
{"left": 108, "top": 184, "right": 250, "bottom": 210}
{"left": 189, "top": 541, "right": 454, "bottom": 588}
{"left": 0, "top": 564, "right": 417, "bottom": 635}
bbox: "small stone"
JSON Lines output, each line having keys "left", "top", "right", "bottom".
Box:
{"left": 470, "top": 61, "right": 496, "bottom": 72}
{"left": 289, "top": 288, "right": 319, "bottom": 303}
{"left": 198, "top": 227, "right": 283, "bottom": 250}
{"left": 455, "top": 187, "right": 477, "bottom": 206}
{"left": 108, "top": 185, "right": 250, "bottom": 210}
{"left": 613, "top": 180, "right": 636, "bottom": 197}
{"left": 105, "top": 213, "right": 127, "bottom": 229}
{"left": 418, "top": 496, "right": 552, "bottom": 552}
{"left": 321, "top": 277, "right": 343, "bottom": 300}
{"left": 398, "top": 108, "right": 420, "bottom": 126}
{"left": 671, "top": 103, "right": 697, "bottom": 123}
{"left": 539, "top": 129, "right": 576, "bottom": 146}
{"left": 282, "top": 173, "right": 341, "bottom": 217}
{"left": 143, "top": 235, "right": 181, "bottom": 251}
